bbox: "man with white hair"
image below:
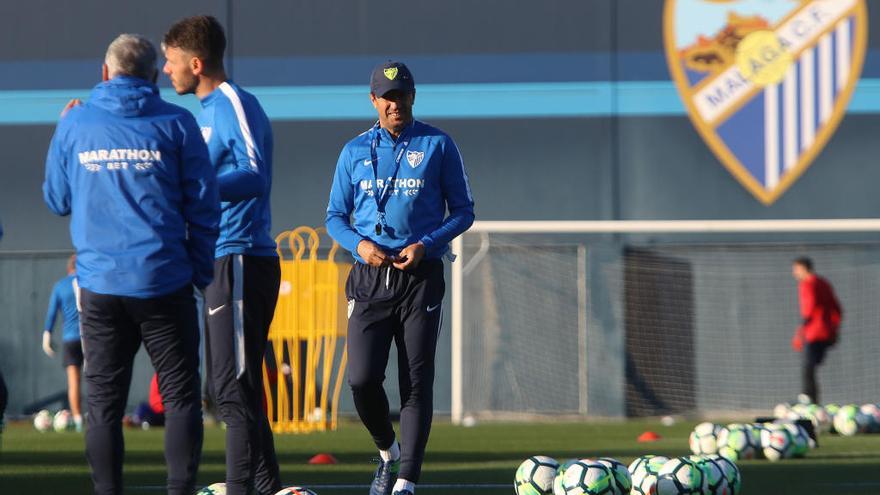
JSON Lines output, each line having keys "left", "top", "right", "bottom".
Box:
{"left": 43, "top": 33, "right": 220, "bottom": 495}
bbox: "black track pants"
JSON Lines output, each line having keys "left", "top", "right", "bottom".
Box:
{"left": 802, "top": 341, "right": 831, "bottom": 404}
{"left": 346, "top": 259, "right": 445, "bottom": 483}
{"left": 205, "top": 254, "right": 281, "bottom": 495}
{"left": 80, "top": 285, "right": 203, "bottom": 495}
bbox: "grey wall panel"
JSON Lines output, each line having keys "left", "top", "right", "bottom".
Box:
{"left": 231, "top": 0, "right": 611, "bottom": 57}
{"left": 0, "top": 125, "right": 72, "bottom": 252}
{"left": 0, "top": 0, "right": 224, "bottom": 60}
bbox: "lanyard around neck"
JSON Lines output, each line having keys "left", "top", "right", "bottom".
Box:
{"left": 369, "top": 121, "right": 411, "bottom": 234}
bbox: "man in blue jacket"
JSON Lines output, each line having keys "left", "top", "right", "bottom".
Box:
{"left": 162, "top": 16, "right": 281, "bottom": 495}
{"left": 326, "top": 61, "right": 475, "bottom": 495}
{"left": 42, "top": 254, "right": 84, "bottom": 431}
{"left": 43, "top": 34, "right": 219, "bottom": 495}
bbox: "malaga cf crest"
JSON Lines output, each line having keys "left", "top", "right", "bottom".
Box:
{"left": 664, "top": 0, "right": 867, "bottom": 204}
{"left": 406, "top": 150, "right": 424, "bottom": 168}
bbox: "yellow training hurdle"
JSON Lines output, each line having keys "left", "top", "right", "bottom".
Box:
{"left": 263, "top": 226, "right": 349, "bottom": 433}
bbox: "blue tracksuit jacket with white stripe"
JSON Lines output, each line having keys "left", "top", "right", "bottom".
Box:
{"left": 198, "top": 81, "right": 276, "bottom": 258}
{"left": 43, "top": 76, "right": 220, "bottom": 297}
{"left": 326, "top": 120, "right": 475, "bottom": 263}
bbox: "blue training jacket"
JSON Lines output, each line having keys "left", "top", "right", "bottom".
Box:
{"left": 198, "top": 81, "right": 276, "bottom": 258}
{"left": 43, "top": 76, "right": 220, "bottom": 297}
{"left": 326, "top": 120, "right": 475, "bottom": 263}
{"left": 45, "top": 274, "right": 80, "bottom": 342}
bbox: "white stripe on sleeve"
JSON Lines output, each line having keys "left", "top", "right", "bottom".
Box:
{"left": 219, "top": 82, "right": 260, "bottom": 172}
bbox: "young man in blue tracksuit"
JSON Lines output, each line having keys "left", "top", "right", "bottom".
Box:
{"left": 43, "top": 34, "right": 219, "bottom": 495}
{"left": 326, "top": 61, "right": 475, "bottom": 495}
{"left": 163, "top": 16, "right": 281, "bottom": 495}
{"left": 42, "top": 254, "right": 84, "bottom": 431}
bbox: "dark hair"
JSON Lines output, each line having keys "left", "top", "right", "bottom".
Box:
{"left": 163, "top": 15, "right": 226, "bottom": 71}
{"left": 793, "top": 256, "right": 814, "bottom": 272}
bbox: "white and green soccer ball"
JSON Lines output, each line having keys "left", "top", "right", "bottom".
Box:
{"left": 833, "top": 404, "right": 866, "bottom": 436}
{"left": 760, "top": 423, "right": 794, "bottom": 461}
{"left": 655, "top": 457, "right": 706, "bottom": 495}
{"left": 689, "top": 455, "right": 728, "bottom": 495}
{"left": 597, "top": 457, "right": 631, "bottom": 494}
{"left": 689, "top": 422, "right": 722, "bottom": 455}
{"left": 273, "top": 487, "right": 318, "bottom": 495}
{"left": 787, "top": 403, "right": 820, "bottom": 431}
{"left": 825, "top": 403, "right": 841, "bottom": 417}
{"left": 33, "top": 409, "right": 52, "bottom": 432}
{"left": 781, "top": 423, "right": 812, "bottom": 456}
{"left": 859, "top": 404, "right": 880, "bottom": 433}
{"left": 749, "top": 423, "right": 770, "bottom": 459}
{"left": 554, "top": 459, "right": 579, "bottom": 495}
{"left": 707, "top": 454, "right": 741, "bottom": 495}
{"left": 811, "top": 405, "right": 832, "bottom": 434}
{"left": 53, "top": 409, "right": 73, "bottom": 432}
{"left": 196, "top": 483, "right": 226, "bottom": 495}
{"left": 773, "top": 403, "right": 792, "bottom": 419}
{"left": 628, "top": 455, "right": 669, "bottom": 495}
{"left": 717, "top": 424, "right": 758, "bottom": 461}
{"left": 516, "top": 456, "right": 560, "bottom": 495}
{"left": 561, "top": 459, "right": 615, "bottom": 495}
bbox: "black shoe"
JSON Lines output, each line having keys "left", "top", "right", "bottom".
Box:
{"left": 369, "top": 457, "right": 399, "bottom": 495}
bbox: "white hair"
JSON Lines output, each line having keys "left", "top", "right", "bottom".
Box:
{"left": 105, "top": 34, "right": 157, "bottom": 81}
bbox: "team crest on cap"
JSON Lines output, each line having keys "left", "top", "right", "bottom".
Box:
{"left": 664, "top": 0, "right": 867, "bottom": 204}
{"left": 406, "top": 150, "right": 424, "bottom": 168}
{"left": 384, "top": 67, "right": 399, "bottom": 80}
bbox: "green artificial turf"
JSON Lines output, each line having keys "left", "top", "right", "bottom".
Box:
{"left": 1, "top": 418, "right": 879, "bottom": 494}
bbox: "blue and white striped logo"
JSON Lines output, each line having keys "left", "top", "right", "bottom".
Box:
{"left": 665, "top": 0, "right": 867, "bottom": 204}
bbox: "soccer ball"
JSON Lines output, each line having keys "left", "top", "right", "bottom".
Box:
{"left": 655, "top": 457, "right": 706, "bottom": 495}
{"left": 790, "top": 403, "right": 811, "bottom": 418}
{"left": 707, "top": 454, "right": 741, "bottom": 495}
{"left": 629, "top": 455, "right": 669, "bottom": 495}
{"left": 825, "top": 403, "right": 841, "bottom": 416}
{"left": 748, "top": 423, "right": 770, "bottom": 458}
{"left": 759, "top": 424, "right": 794, "bottom": 461}
{"left": 717, "top": 424, "right": 758, "bottom": 461}
{"left": 859, "top": 404, "right": 880, "bottom": 433}
{"left": 195, "top": 483, "right": 226, "bottom": 495}
{"left": 554, "top": 459, "right": 579, "bottom": 495}
{"left": 53, "top": 409, "right": 73, "bottom": 432}
{"left": 810, "top": 406, "right": 832, "bottom": 434}
{"left": 515, "top": 456, "right": 559, "bottom": 495}
{"left": 689, "top": 422, "right": 722, "bottom": 455}
{"left": 274, "top": 488, "right": 318, "bottom": 495}
{"left": 833, "top": 404, "right": 865, "bottom": 436}
{"left": 33, "top": 409, "right": 52, "bottom": 432}
{"left": 597, "top": 457, "right": 631, "bottom": 494}
{"left": 781, "top": 423, "right": 812, "bottom": 456}
{"left": 561, "top": 459, "right": 615, "bottom": 495}
{"left": 690, "top": 455, "right": 727, "bottom": 495}
{"left": 773, "top": 403, "right": 792, "bottom": 419}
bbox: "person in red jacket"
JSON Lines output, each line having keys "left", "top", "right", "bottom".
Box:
{"left": 129, "top": 373, "right": 165, "bottom": 429}
{"left": 791, "top": 257, "right": 842, "bottom": 404}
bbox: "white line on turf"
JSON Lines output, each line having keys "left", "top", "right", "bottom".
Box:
{"left": 819, "top": 482, "right": 880, "bottom": 487}
{"left": 130, "top": 483, "right": 510, "bottom": 491}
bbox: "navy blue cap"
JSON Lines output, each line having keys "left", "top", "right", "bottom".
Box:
{"left": 370, "top": 61, "right": 415, "bottom": 96}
